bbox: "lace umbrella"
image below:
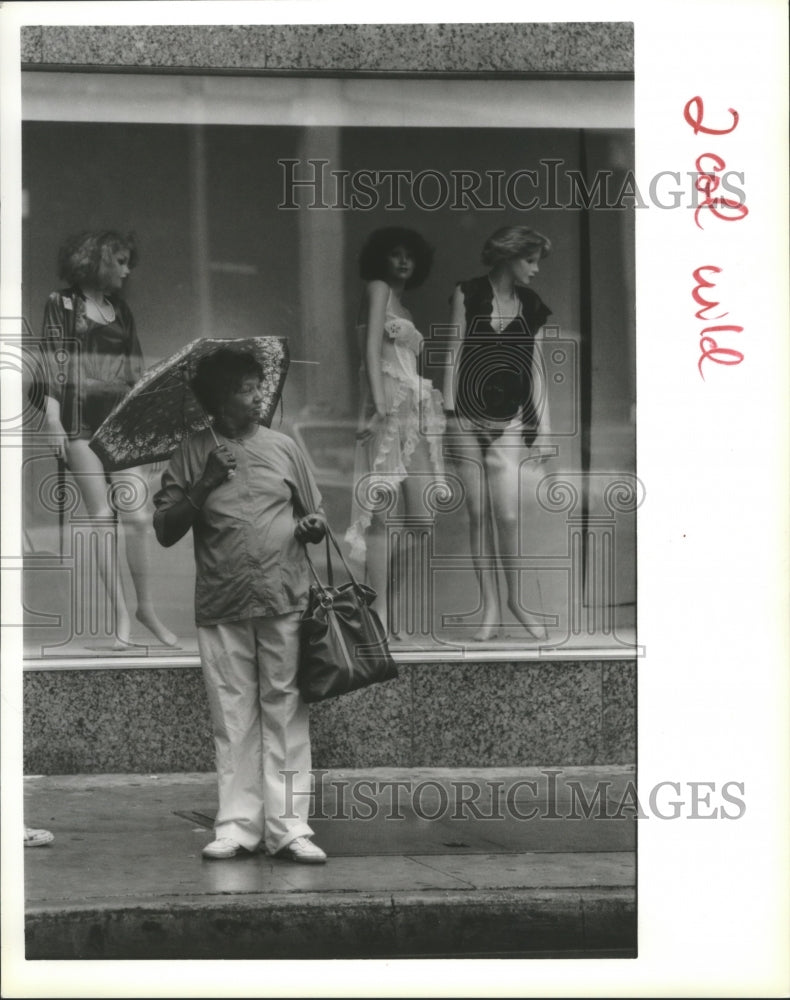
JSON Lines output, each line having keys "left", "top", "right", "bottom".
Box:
{"left": 89, "top": 336, "right": 289, "bottom": 471}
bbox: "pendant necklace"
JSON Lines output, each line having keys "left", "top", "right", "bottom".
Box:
{"left": 84, "top": 293, "right": 115, "bottom": 324}
{"left": 492, "top": 287, "right": 518, "bottom": 333}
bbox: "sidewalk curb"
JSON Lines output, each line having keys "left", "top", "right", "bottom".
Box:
{"left": 26, "top": 887, "right": 636, "bottom": 960}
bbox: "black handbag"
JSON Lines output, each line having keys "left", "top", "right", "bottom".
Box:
{"left": 288, "top": 477, "right": 396, "bottom": 702}
{"left": 298, "top": 524, "right": 398, "bottom": 704}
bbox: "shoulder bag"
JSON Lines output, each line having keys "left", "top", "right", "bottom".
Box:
{"left": 289, "top": 479, "right": 397, "bottom": 703}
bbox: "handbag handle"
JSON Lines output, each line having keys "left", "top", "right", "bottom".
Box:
{"left": 287, "top": 478, "right": 368, "bottom": 599}
{"left": 305, "top": 523, "right": 369, "bottom": 601}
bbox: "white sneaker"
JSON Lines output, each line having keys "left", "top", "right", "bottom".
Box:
{"left": 24, "top": 827, "right": 54, "bottom": 848}
{"left": 276, "top": 836, "right": 327, "bottom": 864}
{"left": 202, "top": 837, "right": 242, "bottom": 859}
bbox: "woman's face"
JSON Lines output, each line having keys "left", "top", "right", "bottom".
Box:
{"left": 384, "top": 244, "right": 416, "bottom": 285}
{"left": 98, "top": 247, "right": 132, "bottom": 294}
{"left": 508, "top": 253, "right": 540, "bottom": 286}
{"left": 221, "top": 376, "right": 265, "bottom": 428}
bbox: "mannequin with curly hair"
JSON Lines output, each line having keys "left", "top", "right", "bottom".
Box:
{"left": 345, "top": 227, "right": 446, "bottom": 637}
{"left": 443, "top": 225, "right": 554, "bottom": 643}
{"left": 39, "top": 230, "right": 176, "bottom": 647}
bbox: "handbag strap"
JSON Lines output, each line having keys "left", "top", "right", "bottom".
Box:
{"left": 323, "top": 531, "right": 333, "bottom": 589}
{"left": 324, "top": 523, "right": 364, "bottom": 592}
{"left": 303, "top": 523, "right": 367, "bottom": 598}
{"left": 288, "top": 477, "right": 366, "bottom": 597}
{"left": 303, "top": 541, "right": 331, "bottom": 598}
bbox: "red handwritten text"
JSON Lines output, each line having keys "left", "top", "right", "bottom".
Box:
{"left": 685, "top": 98, "right": 747, "bottom": 378}
{"left": 683, "top": 96, "right": 739, "bottom": 136}
{"left": 692, "top": 264, "right": 744, "bottom": 377}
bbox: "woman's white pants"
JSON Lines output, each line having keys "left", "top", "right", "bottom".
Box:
{"left": 197, "top": 612, "right": 314, "bottom": 855}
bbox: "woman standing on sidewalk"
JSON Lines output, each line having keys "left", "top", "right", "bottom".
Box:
{"left": 38, "top": 230, "right": 177, "bottom": 648}
{"left": 153, "top": 348, "right": 328, "bottom": 863}
{"left": 442, "top": 225, "right": 554, "bottom": 643}
{"left": 345, "top": 226, "right": 447, "bottom": 637}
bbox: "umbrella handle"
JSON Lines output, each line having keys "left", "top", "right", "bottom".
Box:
{"left": 206, "top": 420, "right": 236, "bottom": 478}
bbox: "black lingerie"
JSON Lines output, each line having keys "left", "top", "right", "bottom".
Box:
{"left": 454, "top": 275, "right": 551, "bottom": 447}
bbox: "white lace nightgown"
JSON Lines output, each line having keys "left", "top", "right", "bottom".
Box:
{"left": 345, "top": 290, "right": 446, "bottom": 562}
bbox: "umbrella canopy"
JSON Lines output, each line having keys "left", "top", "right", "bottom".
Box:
{"left": 90, "top": 336, "right": 289, "bottom": 471}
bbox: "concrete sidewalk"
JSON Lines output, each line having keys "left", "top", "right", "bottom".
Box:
{"left": 23, "top": 767, "right": 636, "bottom": 960}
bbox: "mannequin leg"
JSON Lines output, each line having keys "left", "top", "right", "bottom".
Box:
{"left": 63, "top": 439, "right": 132, "bottom": 645}
{"left": 365, "top": 513, "right": 391, "bottom": 635}
{"left": 111, "top": 467, "right": 178, "bottom": 646}
{"left": 484, "top": 435, "right": 548, "bottom": 640}
{"left": 446, "top": 433, "right": 500, "bottom": 640}
{"left": 398, "top": 438, "right": 437, "bottom": 640}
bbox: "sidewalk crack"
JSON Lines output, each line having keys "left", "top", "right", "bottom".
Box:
{"left": 406, "top": 855, "right": 476, "bottom": 889}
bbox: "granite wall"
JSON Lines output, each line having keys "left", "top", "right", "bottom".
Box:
{"left": 20, "top": 23, "right": 633, "bottom": 76}
{"left": 24, "top": 660, "right": 635, "bottom": 774}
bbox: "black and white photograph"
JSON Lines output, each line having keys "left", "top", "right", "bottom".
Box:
{"left": 1, "top": 2, "right": 787, "bottom": 997}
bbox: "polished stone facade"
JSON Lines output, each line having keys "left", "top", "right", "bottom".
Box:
{"left": 24, "top": 660, "right": 635, "bottom": 774}
{"left": 21, "top": 23, "right": 633, "bottom": 76}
